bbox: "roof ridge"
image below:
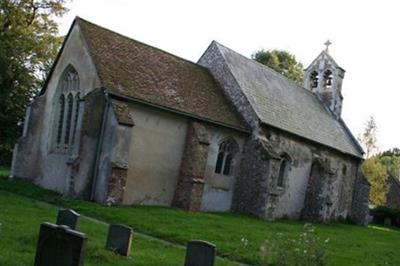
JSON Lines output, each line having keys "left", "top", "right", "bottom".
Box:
{"left": 213, "top": 41, "right": 319, "bottom": 98}
{"left": 76, "top": 17, "right": 212, "bottom": 73}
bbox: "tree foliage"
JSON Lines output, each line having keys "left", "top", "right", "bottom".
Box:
{"left": 362, "top": 156, "right": 388, "bottom": 207}
{"left": 358, "top": 116, "right": 390, "bottom": 207}
{"left": 381, "top": 148, "right": 400, "bottom": 157}
{"left": 0, "top": 0, "right": 69, "bottom": 164}
{"left": 251, "top": 49, "right": 304, "bottom": 85}
{"left": 379, "top": 152, "right": 400, "bottom": 179}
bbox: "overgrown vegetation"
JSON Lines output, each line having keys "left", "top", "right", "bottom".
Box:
{"left": 259, "top": 224, "right": 328, "bottom": 266}
{"left": 359, "top": 116, "right": 388, "bottom": 207}
{"left": 379, "top": 154, "right": 400, "bottom": 180}
{"left": 358, "top": 116, "right": 400, "bottom": 207}
{"left": 1, "top": 174, "right": 400, "bottom": 265}
{"left": 371, "top": 206, "right": 400, "bottom": 227}
{"left": 362, "top": 156, "right": 389, "bottom": 207}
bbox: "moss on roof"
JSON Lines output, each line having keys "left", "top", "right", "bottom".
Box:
{"left": 76, "top": 17, "right": 247, "bottom": 131}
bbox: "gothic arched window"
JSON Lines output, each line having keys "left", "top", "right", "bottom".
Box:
{"left": 71, "top": 93, "right": 80, "bottom": 145}
{"left": 53, "top": 65, "right": 81, "bottom": 152}
{"left": 56, "top": 95, "right": 65, "bottom": 146}
{"left": 323, "top": 70, "right": 333, "bottom": 89}
{"left": 309, "top": 71, "right": 319, "bottom": 90}
{"left": 64, "top": 93, "right": 74, "bottom": 146}
{"left": 214, "top": 138, "right": 239, "bottom": 176}
{"left": 277, "top": 154, "right": 291, "bottom": 188}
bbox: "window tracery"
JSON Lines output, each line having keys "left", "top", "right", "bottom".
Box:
{"left": 214, "top": 138, "right": 239, "bottom": 176}
{"left": 53, "top": 66, "right": 81, "bottom": 152}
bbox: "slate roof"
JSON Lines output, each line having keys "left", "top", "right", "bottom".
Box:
{"left": 212, "top": 42, "right": 363, "bottom": 158}
{"left": 76, "top": 18, "right": 248, "bottom": 131}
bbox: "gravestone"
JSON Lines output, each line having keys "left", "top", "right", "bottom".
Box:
{"left": 384, "top": 217, "right": 392, "bottom": 226}
{"left": 106, "top": 224, "right": 133, "bottom": 256}
{"left": 34, "top": 222, "right": 87, "bottom": 266}
{"left": 184, "top": 240, "right": 216, "bottom": 266}
{"left": 57, "top": 209, "right": 80, "bottom": 230}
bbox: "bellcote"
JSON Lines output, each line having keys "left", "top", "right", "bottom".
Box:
{"left": 304, "top": 42, "right": 345, "bottom": 119}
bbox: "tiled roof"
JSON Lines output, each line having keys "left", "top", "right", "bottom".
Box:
{"left": 76, "top": 18, "right": 248, "bottom": 131}
{"left": 212, "top": 42, "right": 363, "bottom": 157}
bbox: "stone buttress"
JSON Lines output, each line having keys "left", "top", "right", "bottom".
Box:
{"left": 173, "top": 122, "right": 210, "bottom": 211}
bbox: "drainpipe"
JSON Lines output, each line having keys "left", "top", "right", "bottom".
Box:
{"left": 90, "top": 89, "right": 110, "bottom": 201}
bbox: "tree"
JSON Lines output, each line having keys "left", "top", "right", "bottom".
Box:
{"left": 251, "top": 49, "right": 304, "bottom": 85}
{"left": 381, "top": 147, "right": 400, "bottom": 157}
{"left": 379, "top": 147, "right": 400, "bottom": 180}
{"left": 358, "top": 116, "right": 389, "bottom": 206}
{"left": 362, "top": 156, "right": 388, "bottom": 207}
{"left": 0, "top": 0, "right": 69, "bottom": 164}
{"left": 358, "top": 116, "right": 378, "bottom": 158}
{"left": 380, "top": 155, "right": 400, "bottom": 179}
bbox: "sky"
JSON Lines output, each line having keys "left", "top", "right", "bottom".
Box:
{"left": 56, "top": 0, "right": 400, "bottom": 152}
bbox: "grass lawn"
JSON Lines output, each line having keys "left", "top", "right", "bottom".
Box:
{"left": 0, "top": 190, "right": 236, "bottom": 265}
{"left": 0, "top": 165, "right": 10, "bottom": 177}
{"left": 1, "top": 171, "right": 400, "bottom": 265}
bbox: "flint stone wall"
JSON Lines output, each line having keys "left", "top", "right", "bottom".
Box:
{"left": 199, "top": 43, "right": 368, "bottom": 223}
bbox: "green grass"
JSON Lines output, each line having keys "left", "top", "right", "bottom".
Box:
{"left": 0, "top": 190, "right": 234, "bottom": 265}
{"left": 0, "top": 165, "right": 10, "bottom": 177}
{"left": 0, "top": 191, "right": 187, "bottom": 265}
{"left": 1, "top": 174, "right": 400, "bottom": 265}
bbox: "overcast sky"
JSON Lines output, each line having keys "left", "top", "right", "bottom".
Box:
{"left": 56, "top": 0, "right": 400, "bottom": 152}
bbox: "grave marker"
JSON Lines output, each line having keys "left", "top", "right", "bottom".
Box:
{"left": 184, "top": 240, "right": 216, "bottom": 266}
{"left": 106, "top": 224, "right": 133, "bottom": 257}
{"left": 56, "top": 209, "right": 80, "bottom": 230}
{"left": 34, "top": 222, "right": 87, "bottom": 266}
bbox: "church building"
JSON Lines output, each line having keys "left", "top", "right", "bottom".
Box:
{"left": 11, "top": 17, "right": 370, "bottom": 224}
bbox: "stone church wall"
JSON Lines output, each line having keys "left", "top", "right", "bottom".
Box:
{"left": 200, "top": 126, "right": 245, "bottom": 212}
{"left": 11, "top": 95, "right": 46, "bottom": 181}
{"left": 199, "top": 42, "right": 365, "bottom": 222}
{"left": 11, "top": 23, "right": 102, "bottom": 197}
{"left": 110, "top": 100, "right": 245, "bottom": 211}
{"left": 231, "top": 125, "right": 362, "bottom": 222}
{"left": 264, "top": 126, "right": 360, "bottom": 221}
{"left": 350, "top": 169, "right": 370, "bottom": 225}
{"left": 121, "top": 102, "right": 188, "bottom": 206}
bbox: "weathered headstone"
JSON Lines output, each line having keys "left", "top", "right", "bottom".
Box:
{"left": 34, "top": 222, "right": 87, "bottom": 266}
{"left": 184, "top": 240, "right": 216, "bottom": 266}
{"left": 56, "top": 209, "right": 80, "bottom": 230}
{"left": 106, "top": 224, "right": 133, "bottom": 256}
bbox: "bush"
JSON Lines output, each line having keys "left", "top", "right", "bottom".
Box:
{"left": 370, "top": 206, "right": 400, "bottom": 227}
{"left": 259, "top": 223, "right": 328, "bottom": 266}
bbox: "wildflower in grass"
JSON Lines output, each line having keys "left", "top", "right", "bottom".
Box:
{"left": 259, "top": 224, "right": 328, "bottom": 266}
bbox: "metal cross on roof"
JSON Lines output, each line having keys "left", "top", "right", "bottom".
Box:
{"left": 324, "top": 40, "right": 332, "bottom": 52}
